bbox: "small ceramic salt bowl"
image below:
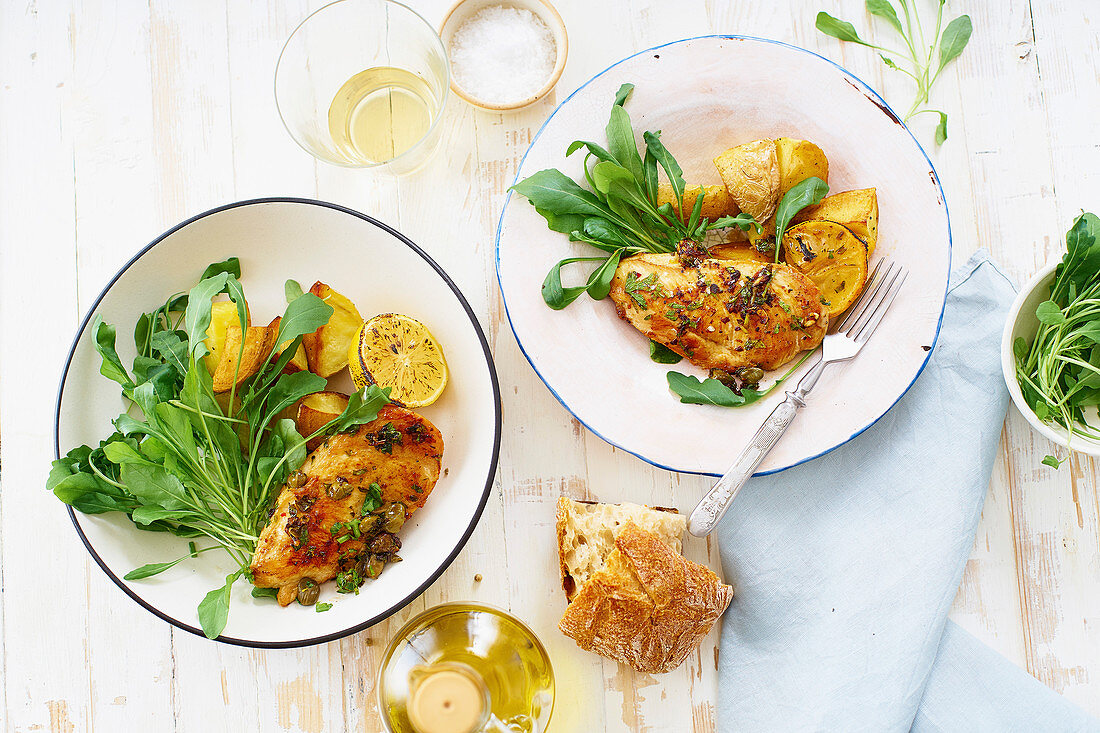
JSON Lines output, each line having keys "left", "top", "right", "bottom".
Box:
{"left": 1001, "top": 261, "right": 1100, "bottom": 456}
{"left": 439, "top": 0, "right": 568, "bottom": 111}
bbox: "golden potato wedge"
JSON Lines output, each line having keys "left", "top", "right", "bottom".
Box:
{"left": 213, "top": 317, "right": 278, "bottom": 393}
{"left": 204, "top": 301, "right": 250, "bottom": 376}
{"left": 707, "top": 242, "right": 774, "bottom": 265}
{"left": 302, "top": 282, "right": 363, "bottom": 377}
{"left": 656, "top": 182, "right": 740, "bottom": 223}
{"left": 792, "top": 188, "right": 879, "bottom": 255}
{"left": 782, "top": 221, "right": 868, "bottom": 318}
{"left": 775, "top": 138, "right": 829, "bottom": 198}
{"left": 296, "top": 391, "right": 350, "bottom": 450}
{"left": 713, "top": 139, "right": 780, "bottom": 224}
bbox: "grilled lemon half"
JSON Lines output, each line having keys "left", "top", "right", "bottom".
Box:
{"left": 349, "top": 314, "right": 448, "bottom": 408}
{"left": 782, "top": 220, "right": 868, "bottom": 319}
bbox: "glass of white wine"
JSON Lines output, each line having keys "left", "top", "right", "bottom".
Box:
{"left": 275, "top": 0, "right": 449, "bottom": 174}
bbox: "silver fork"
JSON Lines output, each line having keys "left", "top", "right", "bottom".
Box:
{"left": 686, "top": 258, "right": 909, "bottom": 537}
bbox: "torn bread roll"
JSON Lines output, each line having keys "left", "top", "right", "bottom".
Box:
{"left": 556, "top": 497, "right": 686, "bottom": 601}
{"left": 558, "top": 520, "right": 734, "bottom": 674}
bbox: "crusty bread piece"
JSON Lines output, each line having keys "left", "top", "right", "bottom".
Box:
{"left": 558, "top": 523, "right": 734, "bottom": 674}
{"left": 556, "top": 497, "right": 686, "bottom": 601}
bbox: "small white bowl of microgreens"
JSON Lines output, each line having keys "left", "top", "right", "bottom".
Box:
{"left": 1003, "top": 212, "right": 1100, "bottom": 464}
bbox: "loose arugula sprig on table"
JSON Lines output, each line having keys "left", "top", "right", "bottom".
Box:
{"left": 48, "top": 258, "right": 390, "bottom": 638}
{"left": 511, "top": 82, "right": 759, "bottom": 312}
{"left": 815, "top": 1, "right": 972, "bottom": 144}
{"left": 1014, "top": 213, "right": 1100, "bottom": 469}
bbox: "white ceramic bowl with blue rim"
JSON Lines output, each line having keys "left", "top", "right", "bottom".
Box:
{"left": 55, "top": 198, "right": 501, "bottom": 646}
{"left": 496, "top": 35, "right": 950, "bottom": 476}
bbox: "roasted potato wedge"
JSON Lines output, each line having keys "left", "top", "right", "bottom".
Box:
{"left": 204, "top": 301, "right": 250, "bottom": 375}
{"left": 656, "top": 182, "right": 740, "bottom": 223}
{"left": 775, "top": 138, "right": 829, "bottom": 197}
{"left": 782, "top": 221, "right": 868, "bottom": 318}
{"left": 707, "top": 242, "right": 774, "bottom": 265}
{"left": 302, "top": 282, "right": 364, "bottom": 377}
{"left": 296, "top": 391, "right": 350, "bottom": 450}
{"left": 213, "top": 317, "right": 278, "bottom": 393}
{"left": 713, "top": 139, "right": 780, "bottom": 224}
{"left": 792, "top": 188, "right": 879, "bottom": 255}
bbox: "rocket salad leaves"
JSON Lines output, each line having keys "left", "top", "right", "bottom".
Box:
{"left": 511, "top": 83, "right": 760, "bottom": 311}
{"left": 49, "top": 259, "right": 391, "bottom": 638}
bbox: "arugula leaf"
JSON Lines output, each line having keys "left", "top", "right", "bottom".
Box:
{"left": 774, "top": 177, "right": 829, "bottom": 260}
{"left": 709, "top": 213, "right": 762, "bottom": 233}
{"left": 585, "top": 249, "right": 624, "bottom": 301}
{"left": 284, "top": 279, "right": 304, "bottom": 303}
{"left": 275, "top": 292, "right": 332, "bottom": 345}
{"left": 183, "top": 272, "right": 230, "bottom": 357}
{"left": 613, "top": 82, "right": 634, "bottom": 108}
{"left": 93, "top": 317, "right": 134, "bottom": 388}
{"left": 251, "top": 586, "right": 279, "bottom": 599}
{"left": 642, "top": 130, "right": 685, "bottom": 217}
{"left": 938, "top": 16, "right": 973, "bottom": 72}
{"left": 511, "top": 169, "right": 612, "bottom": 235}
{"left": 542, "top": 257, "right": 605, "bottom": 309}
{"left": 322, "top": 385, "right": 391, "bottom": 436}
{"left": 197, "top": 571, "right": 240, "bottom": 639}
{"left": 1041, "top": 455, "right": 1064, "bottom": 469}
{"left": 124, "top": 556, "right": 190, "bottom": 580}
{"left": 649, "top": 341, "right": 682, "bottom": 364}
{"left": 935, "top": 112, "right": 948, "bottom": 145}
{"left": 866, "top": 0, "right": 903, "bottom": 33}
{"left": 605, "top": 105, "right": 645, "bottom": 185}
{"left": 200, "top": 257, "right": 242, "bottom": 281}
{"left": 815, "top": 12, "right": 868, "bottom": 44}
{"left": 666, "top": 371, "right": 769, "bottom": 407}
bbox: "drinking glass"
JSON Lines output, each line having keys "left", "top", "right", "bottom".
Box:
{"left": 275, "top": 0, "right": 450, "bottom": 174}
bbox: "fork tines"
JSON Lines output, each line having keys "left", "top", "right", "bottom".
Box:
{"left": 833, "top": 258, "right": 908, "bottom": 342}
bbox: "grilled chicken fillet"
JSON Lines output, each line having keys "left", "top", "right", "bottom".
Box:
{"left": 608, "top": 244, "right": 828, "bottom": 371}
{"left": 250, "top": 404, "right": 443, "bottom": 605}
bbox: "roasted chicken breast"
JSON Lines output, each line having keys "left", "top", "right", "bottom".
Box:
{"left": 608, "top": 244, "right": 828, "bottom": 372}
{"left": 250, "top": 404, "right": 443, "bottom": 605}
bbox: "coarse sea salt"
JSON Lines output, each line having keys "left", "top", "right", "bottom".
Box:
{"left": 449, "top": 5, "right": 557, "bottom": 106}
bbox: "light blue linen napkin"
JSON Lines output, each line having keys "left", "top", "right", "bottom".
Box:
{"left": 716, "top": 252, "right": 1099, "bottom": 731}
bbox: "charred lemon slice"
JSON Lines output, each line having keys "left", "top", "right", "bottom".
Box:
{"left": 349, "top": 314, "right": 448, "bottom": 408}
{"left": 782, "top": 220, "right": 868, "bottom": 318}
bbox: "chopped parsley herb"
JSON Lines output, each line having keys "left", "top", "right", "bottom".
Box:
{"left": 624, "top": 271, "right": 658, "bottom": 309}
{"left": 315, "top": 602, "right": 333, "bottom": 612}
{"left": 335, "top": 568, "right": 364, "bottom": 594}
{"left": 367, "top": 423, "right": 403, "bottom": 454}
{"left": 744, "top": 338, "right": 763, "bottom": 349}
{"left": 361, "top": 483, "right": 383, "bottom": 514}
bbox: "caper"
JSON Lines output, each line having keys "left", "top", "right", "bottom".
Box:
{"left": 296, "top": 577, "right": 319, "bottom": 606}
{"left": 359, "top": 554, "right": 385, "bottom": 579}
{"left": 739, "top": 367, "right": 765, "bottom": 385}
{"left": 369, "top": 532, "right": 402, "bottom": 555}
{"left": 382, "top": 502, "right": 406, "bottom": 533}
{"left": 288, "top": 471, "right": 307, "bottom": 489}
{"left": 359, "top": 513, "right": 383, "bottom": 534}
{"left": 326, "top": 478, "right": 352, "bottom": 501}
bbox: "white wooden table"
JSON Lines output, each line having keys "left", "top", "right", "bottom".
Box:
{"left": 2, "top": 1, "right": 1098, "bottom": 730}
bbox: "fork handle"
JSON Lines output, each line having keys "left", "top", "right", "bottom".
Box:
{"left": 687, "top": 393, "right": 805, "bottom": 537}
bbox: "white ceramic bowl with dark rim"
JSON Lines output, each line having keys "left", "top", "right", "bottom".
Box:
{"left": 54, "top": 198, "right": 501, "bottom": 647}
{"left": 1001, "top": 261, "right": 1100, "bottom": 455}
{"left": 496, "top": 35, "right": 951, "bottom": 476}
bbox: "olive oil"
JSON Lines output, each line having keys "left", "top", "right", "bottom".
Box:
{"left": 378, "top": 603, "right": 554, "bottom": 733}
{"left": 327, "top": 66, "right": 438, "bottom": 165}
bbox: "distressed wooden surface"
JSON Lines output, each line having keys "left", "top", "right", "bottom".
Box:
{"left": 1, "top": 0, "right": 1098, "bottom": 730}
